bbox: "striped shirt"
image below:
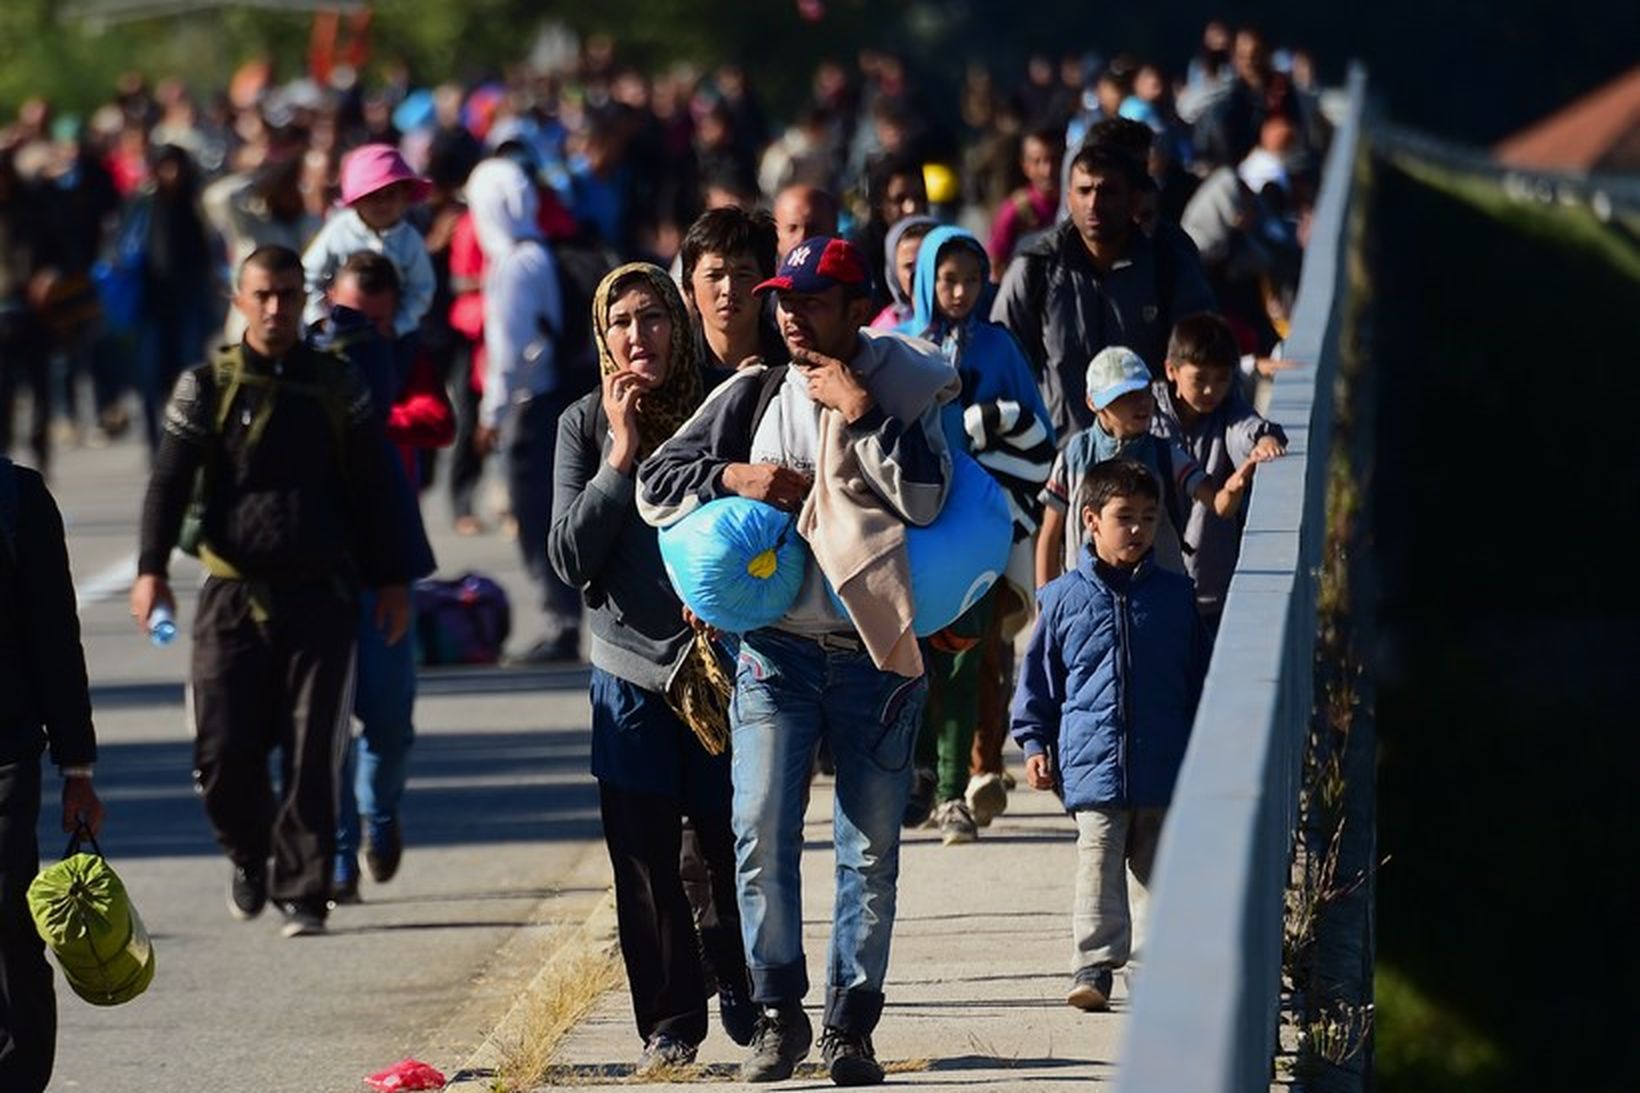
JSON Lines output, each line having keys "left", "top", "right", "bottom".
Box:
{"left": 1040, "top": 423, "right": 1206, "bottom": 577}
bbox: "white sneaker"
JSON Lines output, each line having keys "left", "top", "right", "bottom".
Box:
{"left": 935, "top": 799, "right": 978, "bottom": 845}
{"left": 965, "top": 772, "right": 1009, "bottom": 827}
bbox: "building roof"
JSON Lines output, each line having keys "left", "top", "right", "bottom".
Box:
{"left": 1495, "top": 65, "right": 1640, "bottom": 175}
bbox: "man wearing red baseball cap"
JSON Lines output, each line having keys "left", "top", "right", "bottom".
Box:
{"left": 638, "top": 236, "right": 957, "bottom": 1086}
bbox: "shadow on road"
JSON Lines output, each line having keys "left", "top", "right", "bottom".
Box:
{"left": 38, "top": 727, "right": 600, "bottom": 858}
{"left": 89, "top": 665, "right": 592, "bottom": 708}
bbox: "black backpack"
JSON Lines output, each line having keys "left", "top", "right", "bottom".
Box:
{"left": 177, "top": 345, "right": 356, "bottom": 557}
{"left": 541, "top": 232, "right": 622, "bottom": 401}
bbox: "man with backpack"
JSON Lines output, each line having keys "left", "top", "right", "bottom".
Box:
{"left": 991, "top": 142, "right": 1216, "bottom": 441}
{"left": 129, "top": 245, "right": 411, "bottom": 938}
{"left": 468, "top": 156, "right": 582, "bottom": 663}
{"left": 0, "top": 455, "right": 103, "bottom": 1093}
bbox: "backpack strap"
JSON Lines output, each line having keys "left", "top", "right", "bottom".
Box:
{"left": 751, "top": 364, "right": 789, "bottom": 435}
{"left": 185, "top": 344, "right": 355, "bottom": 571}
{"left": 1016, "top": 246, "right": 1053, "bottom": 381}
{"left": 1152, "top": 440, "right": 1195, "bottom": 557}
{"left": 211, "top": 343, "right": 351, "bottom": 458}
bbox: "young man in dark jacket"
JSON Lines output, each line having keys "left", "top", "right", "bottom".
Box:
{"left": 0, "top": 455, "right": 103, "bottom": 1093}
{"left": 129, "top": 245, "right": 411, "bottom": 938}
{"left": 990, "top": 143, "right": 1215, "bottom": 441}
{"left": 638, "top": 238, "right": 954, "bottom": 1087}
{"left": 1011, "top": 459, "right": 1208, "bottom": 1013}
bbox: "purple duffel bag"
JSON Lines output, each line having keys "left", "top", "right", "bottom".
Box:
{"left": 412, "top": 573, "right": 512, "bottom": 665}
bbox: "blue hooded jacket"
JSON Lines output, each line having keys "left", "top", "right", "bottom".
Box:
{"left": 313, "top": 308, "right": 437, "bottom": 581}
{"left": 900, "top": 225, "right": 1055, "bottom": 452}
{"left": 1010, "top": 547, "right": 1208, "bottom": 810}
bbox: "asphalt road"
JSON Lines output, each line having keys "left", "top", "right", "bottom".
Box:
{"left": 26, "top": 435, "right": 607, "bottom": 1093}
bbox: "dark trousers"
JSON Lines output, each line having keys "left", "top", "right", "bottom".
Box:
{"left": 0, "top": 316, "right": 51, "bottom": 472}
{"left": 53, "top": 323, "right": 124, "bottom": 425}
{"left": 599, "top": 781, "right": 744, "bottom": 1046}
{"left": 0, "top": 760, "right": 54, "bottom": 1093}
{"left": 970, "top": 592, "right": 1015, "bottom": 777}
{"left": 444, "top": 342, "right": 484, "bottom": 519}
{"left": 680, "top": 819, "right": 751, "bottom": 999}
{"left": 190, "top": 579, "right": 356, "bottom": 904}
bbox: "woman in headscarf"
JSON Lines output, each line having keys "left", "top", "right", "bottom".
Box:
{"left": 548, "top": 263, "right": 753, "bottom": 1075}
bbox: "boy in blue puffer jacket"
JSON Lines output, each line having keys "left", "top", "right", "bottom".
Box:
{"left": 1010, "top": 458, "right": 1209, "bottom": 1012}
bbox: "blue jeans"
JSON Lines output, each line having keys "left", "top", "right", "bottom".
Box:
{"left": 730, "top": 628, "right": 926, "bottom": 1035}
{"left": 337, "top": 589, "right": 417, "bottom": 859}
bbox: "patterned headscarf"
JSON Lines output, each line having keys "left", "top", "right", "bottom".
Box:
{"left": 591, "top": 262, "right": 705, "bottom": 461}
{"left": 591, "top": 261, "right": 729, "bottom": 753}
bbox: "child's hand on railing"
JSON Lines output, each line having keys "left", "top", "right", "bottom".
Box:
{"left": 1253, "top": 434, "right": 1287, "bottom": 459}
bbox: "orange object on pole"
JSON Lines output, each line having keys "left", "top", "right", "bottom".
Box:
{"left": 308, "top": 9, "right": 340, "bottom": 83}
{"left": 343, "top": 9, "right": 374, "bottom": 70}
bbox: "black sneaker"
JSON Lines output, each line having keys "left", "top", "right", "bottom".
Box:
{"left": 278, "top": 900, "right": 328, "bottom": 938}
{"left": 227, "top": 864, "right": 267, "bottom": 921}
{"left": 719, "top": 986, "right": 759, "bottom": 1047}
{"left": 637, "top": 1032, "right": 698, "bottom": 1076}
{"left": 1067, "top": 965, "right": 1114, "bottom": 1011}
{"left": 330, "top": 855, "right": 361, "bottom": 906}
{"left": 902, "top": 766, "right": 936, "bottom": 828}
{"left": 363, "top": 817, "right": 402, "bottom": 884}
{"left": 935, "top": 799, "right": 978, "bottom": 845}
{"left": 819, "top": 1027, "right": 884, "bottom": 1087}
{"left": 740, "top": 1002, "right": 812, "bottom": 1083}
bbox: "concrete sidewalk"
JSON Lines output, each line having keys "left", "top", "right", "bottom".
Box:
{"left": 538, "top": 769, "right": 1125, "bottom": 1090}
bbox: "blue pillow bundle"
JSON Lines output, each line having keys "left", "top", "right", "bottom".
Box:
{"left": 828, "top": 451, "right": 1013, "bottom": 635}
{"left": 659, "top": 498, "right": 810, "bottom": 634}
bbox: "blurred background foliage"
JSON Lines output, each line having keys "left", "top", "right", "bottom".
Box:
{"left": 3, "top": 0, "right": 1636, "bottom": 143}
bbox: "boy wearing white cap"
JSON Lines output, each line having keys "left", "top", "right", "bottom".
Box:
{"left": 1035, "top": 345, "right": 1271, "bottom": 588}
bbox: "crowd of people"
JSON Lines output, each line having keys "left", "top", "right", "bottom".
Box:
{"left": 0, "top": 18, "right": 1326, "bottom": 1092}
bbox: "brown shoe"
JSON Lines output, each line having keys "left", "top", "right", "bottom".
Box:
{"left": 1067, "top": 966, "right": 1113, "bottom": 1011}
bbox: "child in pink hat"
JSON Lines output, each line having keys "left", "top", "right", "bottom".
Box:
{"left": 302, "top": 143, "right": 436, "bottom": 338}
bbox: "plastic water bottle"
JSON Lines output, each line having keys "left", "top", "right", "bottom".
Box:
{"left": 148, "top": 605, "right": 177, "bottom": 648}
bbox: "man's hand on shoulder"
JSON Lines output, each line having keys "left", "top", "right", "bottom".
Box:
{"left": 792, "top": 347, "right": 874, "bottom": 423}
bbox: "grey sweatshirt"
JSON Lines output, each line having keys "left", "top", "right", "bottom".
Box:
{"left": 1151, "top": 379, "right": 1287, "bottom": 617}
{"left": 548, "top": 391, "right": 691, "bottom": 692}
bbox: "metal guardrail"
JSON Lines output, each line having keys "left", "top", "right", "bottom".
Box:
{"left": 1115, "top": 63, "right": 1369, "bottom": 1093}
{"left": 1374, "top": 119, "right": 1640, "bottom": 214}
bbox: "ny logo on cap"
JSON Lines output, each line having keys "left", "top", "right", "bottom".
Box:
{"left": 787, "top": 244, "right": 813, "bottom": 268}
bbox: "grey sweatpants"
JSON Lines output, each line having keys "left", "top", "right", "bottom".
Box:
{"left": 1071, "top": 807, "right": 1165, "bottom": 973}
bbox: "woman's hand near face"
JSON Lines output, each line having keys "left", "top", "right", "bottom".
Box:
{"left": 603, "top": 370, "right": 645, "bottom": 474}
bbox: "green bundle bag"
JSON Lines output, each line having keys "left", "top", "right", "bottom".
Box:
{"left": 27, "top": 828, "right": 155, "bottom": 1006}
